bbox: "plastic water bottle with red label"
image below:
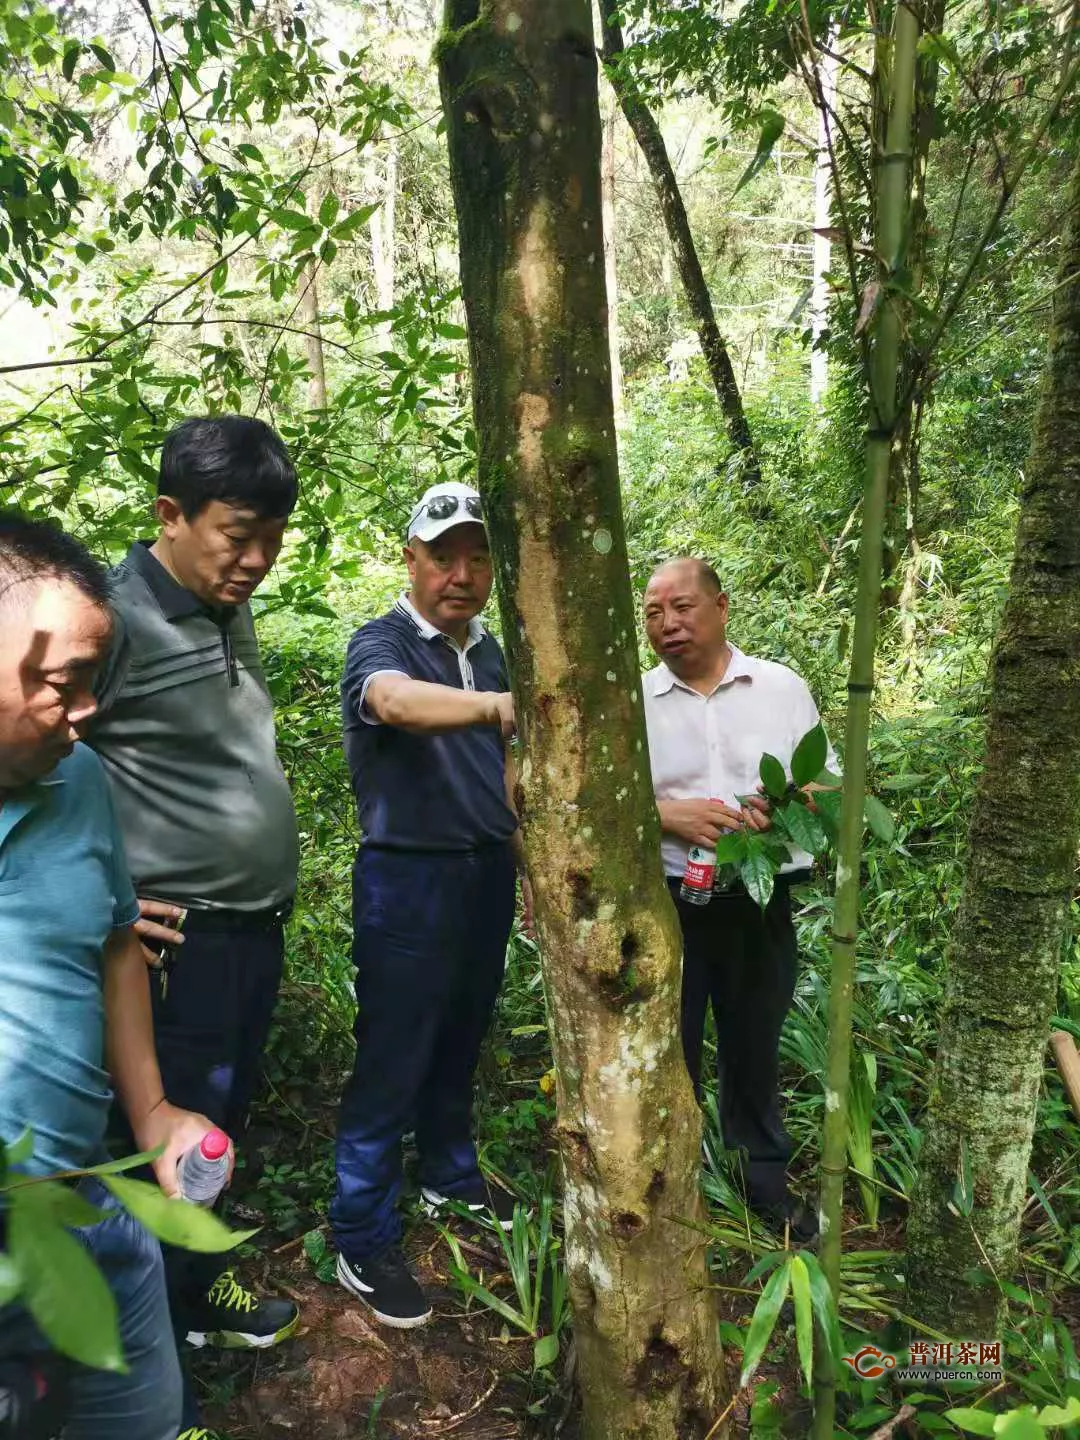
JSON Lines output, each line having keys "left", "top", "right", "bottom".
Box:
{"left": 177, "top": 1128, "right": 231, "bottom": 1206}
{"left": 680, "top": 844, "right": 716, "bottom": 905}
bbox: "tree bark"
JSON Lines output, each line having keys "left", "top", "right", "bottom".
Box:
{"left": 438, "top": 5, "right": 727, "bottom": 1437}
{"left": 599, "top": 12, "right": 761, "bottom": 488}
{"left": 601, "top": 94, "right": 625, "bottom": 430}
{"left": 906, "top": 153, "right": 1080, "bottom": 1335}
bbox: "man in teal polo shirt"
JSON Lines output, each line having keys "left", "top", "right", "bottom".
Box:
{"left": 0, "top": 513, "right": 218, "bottom": 1440}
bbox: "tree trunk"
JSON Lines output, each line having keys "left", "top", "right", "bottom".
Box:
{"left": 601, "top": 94, "right": 625, "bottom": 429}
{"left": 438, "top": 5, "right": 727, "bottom": 1438}
{"left": 906, "top": 153, "right": 1080, "bottom": 1336}
{"left": 369, "top": 138, "right": 397, "bottom": 316}
{"left": 599, "top": 12, "right": 761, "bottom": 488}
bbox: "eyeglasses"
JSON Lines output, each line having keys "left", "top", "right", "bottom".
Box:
{"left": 410, "top": 493, "right": 483, "bottom": 528}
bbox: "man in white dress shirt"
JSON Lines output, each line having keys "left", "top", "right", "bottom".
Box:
{"left": 642, "top": 557, "right": 836, "bottom": 1242}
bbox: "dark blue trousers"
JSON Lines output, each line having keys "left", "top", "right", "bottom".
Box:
{"left": 331, "top": 844, "right": 516, "bottom": 1263}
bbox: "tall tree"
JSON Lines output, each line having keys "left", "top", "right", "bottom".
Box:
{"left": 906, "top": 151, "right": 1080, "bottom": 1334}
{"left": 599, "top": 11, "right": 762, "bottom": 487}
{"left": 438, "top": 4, "right": 727, "bottom": 1437}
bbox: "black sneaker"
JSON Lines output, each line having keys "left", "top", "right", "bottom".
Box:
{"left": 336, "top": 1246, "right": 433, "bottom": 1329}
{"left": 420, "top": 1180, "right": 521, "bottom": 1231}
{"left": 754, "top": 1195, "right": 820, "bottom": 1247}
{"left": 185, "top": 1268, "right": 300, "bottom": 1350}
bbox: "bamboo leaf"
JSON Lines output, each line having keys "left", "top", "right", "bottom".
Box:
{"left": 800, "top": 1251, "right": 842, "bottom": 1372}
{"left": 739, "top": 1257, "right": 791, "bottom": 1386}
{"left": 790, "top": 725, "right": 827, "bottom": 788}
{"left": 789, "top": 1255, "right": 814, "bottom": 1392}
{"left": 102, "top": 1176, "right": 256, "bottom": 1252}
{"left": 863, "top": 794, "right": 895, "bottom": 842}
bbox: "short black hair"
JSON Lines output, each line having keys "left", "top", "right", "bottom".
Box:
{"left": 0, "top": 512, "right": 110, "bottom": 610}
{"left": 652, "top": 556, "right": 724, "bottom": 594}
{"left": 159, "top": 415, "right": 299, "bottom": 520}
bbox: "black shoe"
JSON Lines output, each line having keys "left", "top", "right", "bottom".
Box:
{"left": 336, "top": 1247, "right": 433, "bottom": 1329}
{"left": 420, "top": 1180, "right": 521, "bottom": 1231}
{"left": 185, "top": 1268, "right": 300, "bottom": 1350}
{"left": 754, "top": 1195, "right": 820, "bottom": 1247}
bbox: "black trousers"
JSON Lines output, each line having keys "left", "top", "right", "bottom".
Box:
{"left": 111, "top": 918, "right": 284, "bottom": 1427}
{"left": 669, "top": 876, "right": 799, "bottom": 1208}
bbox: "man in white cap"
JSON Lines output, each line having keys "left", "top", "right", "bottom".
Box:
{"left": 331, "top": 481, "right": 527, "bottom": 1327}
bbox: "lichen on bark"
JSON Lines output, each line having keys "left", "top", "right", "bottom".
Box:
{"left": 440, "top": 3, "right": 727, "bottom": 1435}
{"left": 906, "top": 154, "right": 1080, "bottom": 1334}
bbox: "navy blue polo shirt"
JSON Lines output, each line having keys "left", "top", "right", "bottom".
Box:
{"left": 341, "top": 597, "right": 517, "bottom": 851}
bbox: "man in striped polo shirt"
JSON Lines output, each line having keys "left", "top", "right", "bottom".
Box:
{"left": 90, "top": 416, "right": 301, "bottom": 1438}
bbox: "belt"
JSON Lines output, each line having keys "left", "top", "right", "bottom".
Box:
{"left": 180, "top": 899, "right": 293, "bottom": 933}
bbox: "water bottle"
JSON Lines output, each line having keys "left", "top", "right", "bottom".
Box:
{"left": 177, "top": 1128, "right": 231, "bottom": 1206}
{"left": 680, "top": 844, "right": 715, "bottom": 906}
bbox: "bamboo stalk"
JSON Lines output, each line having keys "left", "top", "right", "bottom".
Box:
{"left": 812, "top": 6, "right": 921, "bottom": 1436}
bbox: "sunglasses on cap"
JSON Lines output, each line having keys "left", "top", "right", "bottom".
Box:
{"left": 411, "top": 493, "right": 484, "bottom": 527}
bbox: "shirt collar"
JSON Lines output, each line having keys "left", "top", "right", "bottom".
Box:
{"left": 0, "top": 758, "right": 67, "bottom": 848}
{"left": 394, "top": 593, "right": 486, "bottom": 650}
{"left": 651, "top": 643, "right": 754, "bottom": 697}
{"left": 124, "top": 540, "right": 234, "bottom": 625}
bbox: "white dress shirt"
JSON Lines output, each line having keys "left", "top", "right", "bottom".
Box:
{"left": 643, "top": 642, "right": 837, "bottom": 877}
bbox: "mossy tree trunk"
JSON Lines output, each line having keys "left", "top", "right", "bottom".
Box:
{"left": 599, "top": 10, "right": 761, "bottom": 489}
{"left": 439, "top": 5, "right": 727, "bottom": 1437}
{"left": 906, "top": 153, "right": 1080, "bottom": 1335}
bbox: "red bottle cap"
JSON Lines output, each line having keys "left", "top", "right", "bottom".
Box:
{"left": 200, "top": 1129, "right": 230, "bottom": 1161}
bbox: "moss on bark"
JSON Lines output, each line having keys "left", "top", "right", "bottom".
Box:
{"left": 906, "top": 155, "right": 1080, "bottom": 1334}
{"left": 440, "top": 3, "right": 727, "bottom": 1435}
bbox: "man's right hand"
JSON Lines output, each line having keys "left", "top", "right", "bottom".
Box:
{"left": 658, "top": 797, "right": 746, "bottom": 846}
{"left": 485, "top": 690, "right": 516, "bottom": 739}
{"left": 134, "top": 898, "right": 185, "bottom": 967}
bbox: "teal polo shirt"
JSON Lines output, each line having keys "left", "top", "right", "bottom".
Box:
{"left": 0, "top": 744, "right": 138, "bottom": 1177}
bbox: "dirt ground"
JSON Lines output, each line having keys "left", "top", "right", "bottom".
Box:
{"left": 200, "top": 1218, "right": 579, "bottom": 1440}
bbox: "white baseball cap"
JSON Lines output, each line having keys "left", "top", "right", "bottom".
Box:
{"left": 407, "top": 482, "right": 485, "bottom": 544}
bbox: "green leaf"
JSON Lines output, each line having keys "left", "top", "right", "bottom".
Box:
{"left": 739, "top": 1257, "right": 790, "bottom": 1386}
{"left": 318, "top": 190, "right": 339, "bottom": 227}
{"left": 81, "top": 1147, "right": 164, "bottom": 1177}
{"left": 102, "top": 1176, "right": 257, "bottom": 1252}
{"left": 790, "top": 724, "right": 827, "bottom": 788}
{"left": 534, "top": 1332, "right": 560, "bottom": 1370}
{"left": 333, "top": 203, "right": 380, "bottom": 239}
{"left": 3, "top": 1128, "right": 34, "bottom": 1169}
{"left": 1036, "top": 1398, "right": 1080, "bottom": 1426}
{"left": 759, "top": 752, "right": 788, "bottom": 801}
{"left": 739, "top": 836, "right": 777, "bottom": 910}
{"left": 62, "top": 41, "right": 81, "bottom": 80}
{"left": 9, "top": 1186, "right": 125, "bottom": 1372}
{"left": 800, "top": 1252, "right": 842, "bottom": 1372}
{"left": 789, "top": 1255, "right": 814, "bottom": 1392}
{"left": 90, "top": 43, "right": 116, "bottom": 71}
{"left": 272, "top": 208, "right": 317, "bottom": 233}
{"left": 6, "top": 1179, "right": 106, "bottom": 1229}
{"left": 863, "top": 794, "right": 895, "bottom": 843}
{"left": 713, "top": 830, "right": 747, "bottom": 866}
{"left": 776, "top": 801, "right": 827, "bottom": 856}
{"left": 994, "top": 1411, "right": 1046, "bottom": 1439}
{"left": 943, "top": 1413, "right": 997, "bottom": 1438}
{"left": 235, "top": 142, "right": 264, "bottom": 162}
{"left": 0, "top": 1252, "right": 22, "bottom": 1306}
{"left": 732, "top": 108, "right": 785, "bottom": 196}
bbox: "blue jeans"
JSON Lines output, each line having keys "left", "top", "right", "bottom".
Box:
{"left": 331, "top": 844, "right": 516, "bottom": 1262}
{"left": 0, "top": 1178, "right": 182, "bottom": 1440}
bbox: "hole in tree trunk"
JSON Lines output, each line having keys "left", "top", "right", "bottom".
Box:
{"left": 567, "top": 869, "right": 597, "bottom": 919}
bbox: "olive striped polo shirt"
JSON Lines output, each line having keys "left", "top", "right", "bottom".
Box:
{"left": 89, "top": 541, "right": 298, "bottom": 912}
